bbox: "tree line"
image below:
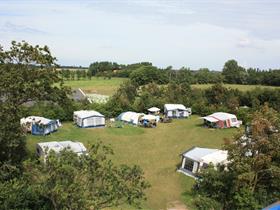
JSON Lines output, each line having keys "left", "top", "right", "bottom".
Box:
{"left": 88, "top": 60, "right": 280, "bottom": 86}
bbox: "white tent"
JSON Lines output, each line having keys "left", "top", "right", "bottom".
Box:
{"left": 164, "top": 104, "right": 192, "bottom": 118}
{"left": 73, "top": 110, "right": 105, "bottom": 128}
{"left": 147, "top": 107, "right": 160, "bottom": 115}
{"left": 141, "top": 114, "right": 157, "bottom": 121}
{"left": 117, "top": 111, "right": 144, "bottom": 125}
{"left": 202, "top": 112, "right": 242, "bottom": 128}
{"left": 178, "top": 147, "right": 228, "bottom": 178}
{"left": 36, "top": 141, "right": 87, "bottom": 160}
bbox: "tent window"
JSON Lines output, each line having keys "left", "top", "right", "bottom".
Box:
{"left": 184, "top": 159, "right": 194, "bottom": 172}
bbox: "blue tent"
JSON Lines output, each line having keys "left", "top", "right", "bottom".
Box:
{"left": 21, "top": 116, "right": 59, "bottom": 135}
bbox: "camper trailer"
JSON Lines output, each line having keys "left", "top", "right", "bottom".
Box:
{"left": 20, "top": 116, "right": 60, "bottom": 135}
{"left": 178, "top": 147, "right": 228, "bottom": 178}
{"left": 164, "top": 104, "right": 191, "bottom": 118}
{"left": 36, "top": 141, "right": 87, "bottom": 160}
{"left": 73, "top": 110, "right": 105, "bottom": 128}
{"left": 202, "top": 112, "right": 242, "bottom": 128}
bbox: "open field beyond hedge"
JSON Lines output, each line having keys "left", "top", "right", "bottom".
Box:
{"left": 63, "top": 78, "right": 279, "bottom": 96}
{"left": 64, "top": 77, "right": 127, "bottom": 96}
{"left": 27, "top": 116, "right": 238, "bottom": 209}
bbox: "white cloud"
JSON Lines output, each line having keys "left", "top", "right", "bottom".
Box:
{"left": 0, "top": 0, "right": 280, "bottom": 69}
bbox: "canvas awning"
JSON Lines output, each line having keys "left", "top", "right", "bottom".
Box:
{"left": 202, "top": 116, "right": 219, "bottom": 122}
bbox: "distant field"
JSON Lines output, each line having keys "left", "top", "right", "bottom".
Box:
{"left": 27, "top": 116, "right": 238, "bottom": 210}
{"left": 64, "top": 77, "right": 127, "bottom": 95}
{"left": 192, "top": 84, "right": 279, "bottom": 91}
{"left": 63, "top": 78, "right": 279, "bottom": 96}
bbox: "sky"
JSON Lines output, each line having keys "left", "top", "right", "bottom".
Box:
{"left": 0, "top": 0, "right": 280, "bottom": 70}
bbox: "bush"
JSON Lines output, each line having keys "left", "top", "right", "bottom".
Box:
{"left": 193, "top": 195, "right": 222, "bottom": 210}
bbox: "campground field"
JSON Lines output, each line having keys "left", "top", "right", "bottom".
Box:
{"left": 63, "top": 77, "right": 279, "bottom": 96}
{"left": 27, "top": 116, "right": 238, "bottom": 209}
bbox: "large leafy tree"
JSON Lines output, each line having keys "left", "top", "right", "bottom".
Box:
{"left": 0, "top": 143, "right": 150, "bottom": 210}
{"left": 0, "top": 41, "right": 69, "bottom": 164}
{"left": 222, "top": 59, "right": 247, "bottom": 84}
{"left": 193, "top": 105, "right": 280, "bottom": 209}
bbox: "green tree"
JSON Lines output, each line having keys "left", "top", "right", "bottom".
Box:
{"left": 70, "top": 70, "right": 75, "bottom": 80}
{"left": 0, "top": 143, "right": 150, "bottom": 210}
{"left": 193, "top": 105, "right": 280, "bottom": 209}
{"left": 76, "top": 70, "right": 82, "bottom": 80}
{"left": 0, "top": 41, "right": 68, "bottom": 164}
{"left": 87, "top": 69, "right": 92, "bottom": 80}
{"left": 222, "top": 59, "right": 247, "bottom": 84}
{"left": 130, "top": 66, "right": 168, "bottom": 86}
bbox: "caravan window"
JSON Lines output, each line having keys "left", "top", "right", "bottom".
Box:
{"left": 231, "top": 118, "right": 237, "bottom": 122}
{"left": 184, "top": 159, "right": 194, "bottom": 172}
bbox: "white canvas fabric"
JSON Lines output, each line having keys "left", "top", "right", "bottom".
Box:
{"left": 73, "top": 110, "right": 105, "bottom": 127}
{"left": 164, "top": 104, "right": 187, "bottom": 111}
{"left": 37, "top": 141, "right": 87, "bottom": 158}
{"left": 117, "top": 112, "right": 144, "bottom": 125}
{"left": 182, "top": 147, "right": 228, "bottom": 165}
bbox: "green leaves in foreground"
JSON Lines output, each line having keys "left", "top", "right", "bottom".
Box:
{"left": 192, "top": 105, "right": 280, "bottom": 210}
{"left": 0, "top": 142, "right": 150, "bottom": 210}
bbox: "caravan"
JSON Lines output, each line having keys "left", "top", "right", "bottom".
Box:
{"left": 73, "top": 110, "right": 105, "bottom": 128}
{"left": 20, "top": 116, "right": 60, "bottom": 135}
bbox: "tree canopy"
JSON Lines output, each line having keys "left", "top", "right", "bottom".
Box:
{"left": 0, "top": 41, "right": 69, "bottom": 164}
{"left": 193, "top": 105, "right": 280, "bottom": 209}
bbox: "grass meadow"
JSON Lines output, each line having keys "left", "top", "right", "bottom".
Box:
{"left": 64, "top": 77, "right": 127, "bottom": 96}
{"left": 63, "top": 77, "right": 279, "bottom": 97}
{"left": 27, "top": 116, "right": 239, "bottom": 209}
{"left": 191, "top": 83, "right": 279, "bottom": 91}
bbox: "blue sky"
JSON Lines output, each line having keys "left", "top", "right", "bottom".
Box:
{"left": 0, "top": 0, "right": 280, "bottom": 70}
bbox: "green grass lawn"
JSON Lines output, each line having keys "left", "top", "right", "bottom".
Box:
{"left": 191, "top": 83, "right": 279, "bottom": 91}
{"left": 64, "top": 77, "right": 127, "bottom": 95}
{"left": 27, "top": 115, "right": 238, "bottom": 210}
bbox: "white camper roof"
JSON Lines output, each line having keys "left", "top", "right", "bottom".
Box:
{"left": 21, "top": 116, "right": 54, "bottom": 125}
{"left": 202, "top": 112, "right": 237, "bottom": 121}
{"left": 147, "top": 107, "right": 160, "bottom": 112}
{"left": 182, "top": 147, "right": 228, "bottom": 165}
{"left": 164, "top": 104, "right": 187, "bottom": 111}
{"left": 37, "top": 141, "right": 87, "bottom": 155}
{"left": 74, "top": 110, "right": 104, "bottom": 119}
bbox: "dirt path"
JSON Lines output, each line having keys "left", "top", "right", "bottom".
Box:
{"left": 167, "top": 201, "right": 188, "bottom": 210}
